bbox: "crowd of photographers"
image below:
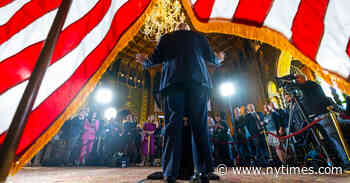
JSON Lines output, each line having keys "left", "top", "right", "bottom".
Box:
{"left": 208, "top": 103, "right": 286, "bottom": 167}
{"left": 29, "top": 74, "right": 350, "bottom": 171}
{"left": 29, "top": 110, "right": 164, "bottom": 167}
{"left": 209, "top": 74, "right": 350, "bottom": 170}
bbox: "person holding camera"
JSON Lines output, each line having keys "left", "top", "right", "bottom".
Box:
{"left": 213, "top": 113, "right": 234, "bottom": 166}
{"left": 293, "top": 75, "right": 350, "bottom": 169}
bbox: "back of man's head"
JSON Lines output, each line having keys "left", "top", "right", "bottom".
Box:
{"left": 175, "top": 22, "right": 190, "bottom": 31}
{"left": 247, "top": 104, "right": 255, "bottom": 112}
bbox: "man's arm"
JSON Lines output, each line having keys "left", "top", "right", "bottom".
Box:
{"left": 236, "top": 117, "right": 246, "bottom": 128}
{"left": 136, "top": 35, "right": 168, "bottom": 68}
{"left": 200, "top": 33, "right": 224, "bottom": 65}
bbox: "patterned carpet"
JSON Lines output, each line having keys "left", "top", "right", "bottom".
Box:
{"left": 6, "top": 167, "right": 350, "bottom": 183}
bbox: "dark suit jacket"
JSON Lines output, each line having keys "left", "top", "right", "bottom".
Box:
{"left": 233, "top": 116, "right": 247, "bottom": 141}
{"left": 295, "top": 80, "right": 332, "bottom": 116}
{"left": 143, "top": 30, "right": 220, "bottom": 91}
{"left": 245, "top": 112, "right": 264, "bottom": 136}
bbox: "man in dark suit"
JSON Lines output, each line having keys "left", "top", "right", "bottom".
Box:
{"left": 233, "top": 107, "right": 250, "bottom": 166}
{"left": 245, "top": 104, "right": 268, "bottom": 166}
{"left": 62, "top": 110, "right": 85, "bottom": 166}
{"left": 136, "top": 23, "right": 223, "bottom": 183}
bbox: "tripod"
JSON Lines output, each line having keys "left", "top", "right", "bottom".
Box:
{"left": 283, "top": 91, "right": 333, "bottom": 166}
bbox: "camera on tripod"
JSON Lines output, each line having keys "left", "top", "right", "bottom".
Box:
{"left": 275, "top": 74, "right": 299, "bottom": 95}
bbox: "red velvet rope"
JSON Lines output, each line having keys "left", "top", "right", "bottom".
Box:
{"left": 267, "top": 117, "right": 324, "bottom": 140}
{"left": 340, "top": 114, "right": 350, "bottom": 120}
{"left": 213, "top": 116, "right": 326, "bottom": 144}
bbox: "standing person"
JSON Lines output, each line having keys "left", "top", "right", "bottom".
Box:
{"left": 239, "top": 105, "right": 254, "bottom": 163}
{"left": 115, "top": 120, "right": 126, "bottom": 156}
{"left": 124, "top": 114, "right": 138, "bottom": 165}
{"left": 245, "top": 104, "right": 268, "bottom": 166}
{"left": 136, "top": 123, "right": 145, "bottom": 166}
{"left": 62, "top": 110, "right": 85, "bottom": 166}
{"left": 233, "top": 107, "right": 250, "bottom": 166}
{"left": 79, "top": 112, "right": 99, "bottom": 165}
{"left": 154, "top": 120, "right": 164, "bottom": 161}
{"left": 293, "top": 74, "right": 350, "bottom": 170}
{"left": 142, "top": 115, "right": 157, "bottom": 166}
{"left": 213, "top": 113, "right": 234, "bottom": 166}
{"left": 136, "top": 22, "right": 224, "bottom": 183}
{"left": 262, "top": 104, "right": 286, "bottom": 164}
{"left": 103, "top": 119, "right": 119, "bottom": 166}
{"left": 269, "top": 102, "right": 288, "bottom": 134}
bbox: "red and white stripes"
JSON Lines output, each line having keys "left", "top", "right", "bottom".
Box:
{"left": 191, "top": 0, "right": 350, "bottom": 78}
{"left": 0, "top": 0, "right": 151, "bottom": 155}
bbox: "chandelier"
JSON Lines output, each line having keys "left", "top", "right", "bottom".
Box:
{"left": 142, "top": 0, "right": 186, "bottom": 41}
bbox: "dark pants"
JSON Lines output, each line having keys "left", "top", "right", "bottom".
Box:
{"left": 64, "top": 135, "right": 81, "bottom": 164}
{"left": 214, "top": 143, "right": 234, "bottom": 165}
{"left": 318, "top": 116, "right": 350, "bottom": 167}
{"left": 250, "top": 135, "right": 268, "bottom": 166}
{"left": 180, "top": 124, "right": 194, "bottom": 176}
{"left": 125, "top": 134, "right": 138, "bottom": 164}
{"left": 236, "top": 141, "right": 250, "bottom": 166}
{"left": 162, "top": 85, "right": 212, "bottom": 177}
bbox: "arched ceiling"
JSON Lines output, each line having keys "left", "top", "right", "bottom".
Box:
{"left": 113, "top": 27, "right": 281, "bottom": 77}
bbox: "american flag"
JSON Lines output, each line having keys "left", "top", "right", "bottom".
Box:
{"left": 186, "top": 0, "right": 350, "bottom": 86}
{"left": 0, "top": 0, "right": 151, "bottom": 166}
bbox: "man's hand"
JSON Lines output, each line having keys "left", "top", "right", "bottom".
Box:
{"left": 215, "top": 51, "right": 225, "bottom": 63}
{"left": 279, "top": 127, "right": 285, "bottom": 136}
{"left": 136, "top": 53, "right": 147, "bottom": 64}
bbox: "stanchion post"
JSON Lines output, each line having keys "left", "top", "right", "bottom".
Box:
{"left": 263, "top": 130, "right": 273, "bottom": 161}
{"left": 327, "top": 106, "right": 350, "bottom": 161}
{"left": 147, "top": 134, "right": 151, "bottom": 167}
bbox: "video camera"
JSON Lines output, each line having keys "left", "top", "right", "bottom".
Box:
{"left": 275, "top": 74, "right": 299, "bottom": 94}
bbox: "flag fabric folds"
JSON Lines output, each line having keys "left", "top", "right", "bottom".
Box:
{"left": 0, "top": 0, "right": 152, "bottom": 173}
{"left": 182, "top": 0, "right": 350, "bottom": 94}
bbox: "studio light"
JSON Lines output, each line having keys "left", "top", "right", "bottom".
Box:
{"left": 105, "top": 107, "right": 117, "bottom": 120}
{"left": 95, "top": 88, "right": 112, "bottom": 104}
{"left": 220, "top": 82, "right": 235, "bottom": 97}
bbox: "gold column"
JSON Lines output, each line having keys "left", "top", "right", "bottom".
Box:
{"left": 149, "top": 71, "right": 156, "bottom": 116}
{"left": 124, "top": 85, "right": 136, "bottom": 114}
{"left": 140, "top": 86, "right": 149, "bottom": 126}
{"left": 276, "top": 51, "right": 292, "bottom": 77}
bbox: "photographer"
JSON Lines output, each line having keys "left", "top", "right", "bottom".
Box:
{"left": 292, "top": 74, "right": 350, "bottom": 169}
{"left": 213, "top": 113, "right": 234, "bottom": 166}
{"left": 124, "top": 114, "right": 138, "bottom": 166}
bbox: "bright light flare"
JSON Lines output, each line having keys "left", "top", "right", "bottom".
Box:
{"left": 105, "top": 107, "right": 117, "bottom": 120}
{"left": 95, "top": 88, "right": 112, "bottom": 104}
{"left": 220, "top": 82, "right": 235, "bottom": 97}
